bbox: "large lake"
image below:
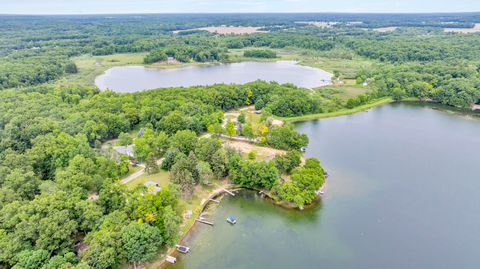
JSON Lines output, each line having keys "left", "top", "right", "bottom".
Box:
{"left": 95, "top": 61, "right": 332, "bottom": 92}
{"left": 169, "top": 103, "right": 480, "bottom": 269}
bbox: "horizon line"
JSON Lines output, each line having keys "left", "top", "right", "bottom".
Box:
{"left": 1, "top": 11, "right": 480, "bottom": 16}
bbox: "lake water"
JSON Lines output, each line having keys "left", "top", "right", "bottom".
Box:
{"left": 95, "top": 61, "right": 332, "bottom": 92}
{"left": 169, "top": 103, "right": 480, "bottom": 269}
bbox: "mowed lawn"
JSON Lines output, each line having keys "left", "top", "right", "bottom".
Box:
{"left": 125, "top": 169, "right": 170, "bottom": 189}
{"left": 62, "top": 52, "right": 147, "bottom": 85}
{"left": 328, "top": 85, "right": 370, "bottom": 100}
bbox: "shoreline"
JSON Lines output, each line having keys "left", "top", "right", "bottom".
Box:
{"left": 95, "top": 60, "right": 333, "bottom": 92}
{"left": 124, "top": 98, "right": 477, "bottom": 268}
{"left": 69, "top": 49, "right": 332, "bottom": 89}
{"left": 157, "top": 182, "right": 325, "bottom": 268}
{"left": 278, "top": 97, "right": 394, "bottom": 123}
{"left": 280, "top": 98, "right": 480, "bottom": 123}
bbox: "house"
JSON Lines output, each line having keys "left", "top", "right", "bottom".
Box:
{"left": 113, "top": 145, "right": 134, "bottom": 158}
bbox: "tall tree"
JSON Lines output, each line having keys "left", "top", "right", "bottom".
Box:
{"left": 226, "top": 122, "right": 236, "bottom": 137}
{"left": 170, "top": 158, "right": 196, "bottom": 198}
{"left": 170, "top": 130, "right": 198, "bottom": 155}
{"left": 145, "top": 153, "right": 159, "bottom": 174}
{"left": 122, "top": 222, "right": 163, "bottom": 269}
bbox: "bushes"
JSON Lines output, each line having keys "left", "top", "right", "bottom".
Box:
{"left": 346, "top": 94, "right": 371, "bottom": 109}
{"left": 370, "top": 62, "right": 480, "bottom": 108}
{"left": 144, "top": 45, "right": 228, "bottom": 64}
{"left": 266, "top": 91, "right": 321, "bottom": 117}
{"left": 118, "top": 132, "right": 133, "bottom": 146}
{"left": 230, "top": 160, "right": 279, "bottom": 189}
{"left": 274, "top": 151, "right": 302, "bottom": 174}
{"left": 144, "top": 49, "right": 168, "bottom": 64}
{"left": 244, "top": 49, "right": 277, "bottom": 58}
{"left": 276, "top": 158, "right": 325, "bottom": 208}
{"left": 266, "top": 125, "right": 309, "bottom": 151}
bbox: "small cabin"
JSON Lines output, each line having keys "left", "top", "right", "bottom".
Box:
{"left": 113, "top": 145, "right": 134, "bottom": 158}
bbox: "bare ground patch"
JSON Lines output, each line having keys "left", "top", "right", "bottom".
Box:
{"left": 176, "top": 26, "right": 266, "bottom": 35}
{"left": 444, "top": 23, "right": 480, "bottom": 33}
{"left": 223, "top": 140, "right": 286, "bottom": 161}
{"left": 373, "top": 27, "right": 398, "bottom": 32}
{"left": 295, "top": 21, "right": 337, "bottom": 28}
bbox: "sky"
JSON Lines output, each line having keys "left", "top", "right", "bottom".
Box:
{"left": 1, "top": 0, "right": 480, "bottom": 14}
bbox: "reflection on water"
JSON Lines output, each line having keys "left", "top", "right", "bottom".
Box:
{"left": 95, "top": 61, "right": 333, "bottom": 92}
{"left": 170, "top": 103, "right": 480, "bottom": 269}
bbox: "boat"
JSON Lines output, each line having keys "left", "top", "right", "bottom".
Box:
{"left": 176, "top": 244, "right": 190, "bottom": 254}
{"left": 226, "top": 216, "right": 237, "bottom": 224}
{"left": 300, "top": 147, "right": 307, "bottom": 152}
{"left": 166, "top": 256, "right": 177, "bottom": 264}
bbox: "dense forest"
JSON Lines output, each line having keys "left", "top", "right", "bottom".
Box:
{"left": 0, "top": 80, "right": 324, "bottom": 268}
{"left": 1, "top": 13, "right": 480, "bottom": 268}
{"left": 1, "top": 14, "right": 480, "bottom": 106}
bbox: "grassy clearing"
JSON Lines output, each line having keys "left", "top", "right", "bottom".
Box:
{"left": 230, "top": 47, "right": 374, "bottom": 79}
{"left": 124, "top": 169, "right": 170, "bottom": 189}
{"left": 279, "top": 97, "right": 393, "bottom": 123}
{"left": 300, "top": 55, "right": 373, "bottom": 79}
{"left": 58, "top": 53, "right": 146, "bottom": 85}
{"left": 123, "top": 164, "right": 143, "bottom": 178}
{"left": 318, "top": 84, "right": 370, "bottom": 101}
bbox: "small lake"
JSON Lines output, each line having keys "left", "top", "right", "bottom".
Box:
{"left": 169, "top": 103, "right": 480, "bottom": 269}
{"left": 95, "top": 61, "right": 332, "bottom": 92}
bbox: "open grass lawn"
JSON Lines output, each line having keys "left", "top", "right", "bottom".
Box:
{"left": 124, "top": 169, "right": 170, "bottom": 189}
{"left": 301, "top": 56, "right": 372, "bottom": 79}
{"left": 123, "top": 164, "right": 143, "bottom": 178}
{"left": 58, "top": 53, "right": 147, "bottom": 85}
{"left": 318, "top": 84, "right": 370, "bottom": 101}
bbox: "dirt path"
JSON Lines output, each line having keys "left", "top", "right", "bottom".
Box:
{"left": 120, "top": 164, "right": 145, "bottom": 184}
{"left": 119, "top": 158, "right": 164, "bottom": 185}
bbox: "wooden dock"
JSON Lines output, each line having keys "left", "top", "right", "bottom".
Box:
{"left": 196, "top": 219, "right": 214, "bottom": 226}
{"left": 222, "top": 188, "right": 235, "bottom": 196}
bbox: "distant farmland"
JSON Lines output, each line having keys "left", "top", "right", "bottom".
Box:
{"left": 445, "top": 23, "right": 480, "bottom": 33}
